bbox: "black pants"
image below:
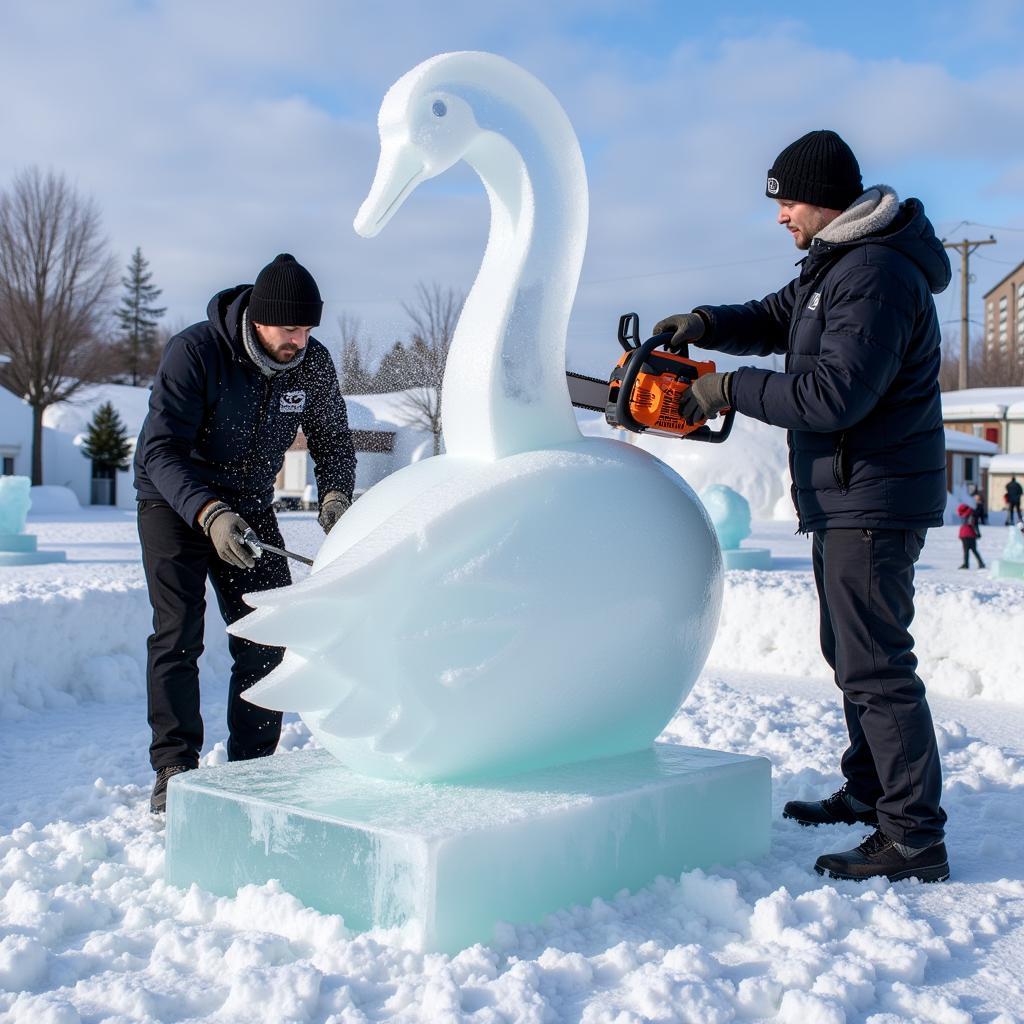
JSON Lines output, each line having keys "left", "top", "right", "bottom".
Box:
{"left": 812, "top": 528, "right": 946, "bottom": 846}
{"left": 1009, "top": 502, "right": 1021, "bottom": 525}
{"left": 960, "top": 537, "right": 984, "bottom": 567}
{"left": 138, "top": 499, "right": 292, "bottom": 770}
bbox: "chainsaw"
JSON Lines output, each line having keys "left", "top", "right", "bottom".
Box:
{"left": 566, "top": 312, "right": 734, "bottom": 443}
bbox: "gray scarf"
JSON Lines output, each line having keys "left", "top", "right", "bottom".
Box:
{"left": 816, "top": 184, "right": 900, "bottom": 245}
{"left": 241, "top": 307, "right": 307, "bottom": 378}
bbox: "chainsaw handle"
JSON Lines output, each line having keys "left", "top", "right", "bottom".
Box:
{"left": 618, "top": 313, "right": 677, "bottom": 357}
{"left": 685, "top": 407, "right": 735, "bottom": 443}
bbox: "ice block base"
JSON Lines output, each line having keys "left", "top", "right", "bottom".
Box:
{"left": 992, "top": 558, "right": 1024, "bottom": 580}
{"left": 722, "top": 547, "right": 772, "bottom": 570}
{"left": 0, "top": 533, "right": 66, "bottom": 566}
{"left": 165, "top": 743, "right": 771, "bottom": 953}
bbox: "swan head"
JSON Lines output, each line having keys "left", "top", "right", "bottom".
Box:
{"left": 354, "top": 55, "right": 480, "bottom": 237}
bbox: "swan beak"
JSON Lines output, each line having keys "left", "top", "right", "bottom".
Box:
{"left": 354, "top": 139, "right": 425, "bottom": 238}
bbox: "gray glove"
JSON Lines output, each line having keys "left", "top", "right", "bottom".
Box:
{"left": 652, "top": 312, "right": 706, "bottom": 351}
{"left": 318, "top": 491, "right": 351, "bottom": 534}
{"left": 679, "top": 372, "right": 733, "bottom": 426}
{"left": 201, "top": 503, "right": 256, "bottom": 569}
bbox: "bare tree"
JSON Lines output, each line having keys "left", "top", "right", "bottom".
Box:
{"left": 0, "top": 168, "right": 117, "bottom": 482}
{"left": 940, "top": 328, "right": 1024, "bottom": 392}
{"left": 397, "top": 282, "right": 463, "bottom": 455}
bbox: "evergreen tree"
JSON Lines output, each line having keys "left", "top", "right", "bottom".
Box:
{"left": 337, "top": 313, "right": 374, "bottom": 394}
{"left": 81, "top": 401, "right": 132, "bottom": 470}
{"left": 114, "top": 247, "right": 166, "bottom": 386}
{"left": 371, "top": 340, "right": 413, "bottom": 393}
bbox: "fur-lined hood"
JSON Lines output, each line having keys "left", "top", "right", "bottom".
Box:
{"left": 808, "top": 187, "right": 951, "bottom": 295}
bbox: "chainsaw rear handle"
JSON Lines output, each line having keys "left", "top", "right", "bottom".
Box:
{"left": 614, "top": 324, "right": 735, "bottom": 443}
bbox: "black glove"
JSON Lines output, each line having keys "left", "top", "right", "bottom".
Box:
{"left": 201, "top": 503, "right": 256, "bottom": 569}
{"left": 652, "top": 312, "right": 706, "bottom": 351}
{"left": 679, "top": 372, "right": 733, "bottom": 426}
{"left": 318, "top": 491, "right": 351, "bottom": 534}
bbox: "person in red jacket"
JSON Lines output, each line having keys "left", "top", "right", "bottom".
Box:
{"left": 957, "top": 502, "right": 985, "bottom": 569}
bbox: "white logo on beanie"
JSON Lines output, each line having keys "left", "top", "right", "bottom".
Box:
{"left": 767, "top": 177, "right": 780, "bottom": 195}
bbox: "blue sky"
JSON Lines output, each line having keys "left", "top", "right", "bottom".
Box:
{"left": 1, "top": 0, "right": 1023, "bottom": 375}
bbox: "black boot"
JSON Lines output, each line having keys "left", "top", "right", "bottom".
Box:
{"left": 150, "top": 764, "right": 194, "bottom": 814}
{"left": 783, "top": 786, "right": 878, "bottom": 827}
{"left": 814, "top": 829, "right": 949, "bottom": 882}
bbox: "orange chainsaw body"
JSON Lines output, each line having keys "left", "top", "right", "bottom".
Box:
{"left": 605, "top": 313, "right": 735, "bottom": 443}
{"left": 608, "top": 347, "right": 719, "bottom": 438}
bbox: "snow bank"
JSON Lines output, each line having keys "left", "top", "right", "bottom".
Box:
{"left": 578, "top": 411, "right": 789, "bottom": 519}
{"left": 2, "top": 675, "right": 1022, "bottom": 1022}
{"left": 27, "top": 486, "right": 80, "bottom": 515}
{"left": 711, "top": 572, "right": 1024, "bottom": 702}
{"left": 0, "top": 576, "right": 230, "bottom": 719}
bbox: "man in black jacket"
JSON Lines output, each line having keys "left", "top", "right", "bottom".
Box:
{"left": 655, "top": 131, "right": 951, "bottom": 882}
{"left": 135, "top": 254, "right": 357, "bottom": 812}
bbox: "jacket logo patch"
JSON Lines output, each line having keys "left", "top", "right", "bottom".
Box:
{"left": 280, "top": 390, "right": 306, "bottom": 413}
{"left": 767, "top": 176, "right": 780, "bottom": 195}
{"left": 808, "top": 291, "right": 821, "bottom": 311}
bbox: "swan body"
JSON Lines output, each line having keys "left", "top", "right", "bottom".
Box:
{"left": 231, "top": 52, "right": 723, "bottom": 782}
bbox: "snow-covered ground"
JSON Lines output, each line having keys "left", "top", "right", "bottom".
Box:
{"left": 2, "top": 508, "right": 1024, "bottom": 1022}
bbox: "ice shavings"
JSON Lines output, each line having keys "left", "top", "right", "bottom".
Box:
{"left": 2, "top": 659, "right": 1024, "bottom": 1020}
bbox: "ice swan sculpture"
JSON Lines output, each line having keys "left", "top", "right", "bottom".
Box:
{"left": 230, "top": 52, "right": 723, "bottom": 782}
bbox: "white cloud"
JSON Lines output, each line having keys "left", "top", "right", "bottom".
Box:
{"left": 1, "top": 2, "right": 1022, "bottom": 374}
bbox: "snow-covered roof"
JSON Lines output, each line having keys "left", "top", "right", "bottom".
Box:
{"left": 345, "top": 389, "right": 433, "bottom": 431}
{"left": 941, "top": 387, "right": 1024, "bottom": 421}
{"left": 988, "top": 453, "right": 1024, "bottom": 474}
{"left": 0, "top": 353, "right": 9, "bottom": 366}
{"left": 43, "top": 384, "right": 152, "bottom": 438}
{"left": 943, "top": 429, "right": 999, "bottom": 454}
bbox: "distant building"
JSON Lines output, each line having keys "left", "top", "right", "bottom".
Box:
{"left": 275, "top": 391, "right": 435, "bottom": 506}
{"left": 941, "top": 387, "right": 1024, "bottom": 454}
{"left": 983, "top": 258, "right": 1024, "bottom": 366}
{"left": 43, "top": 384, "right": 152, "bottom": 508}
{"left": 0, "top": 374, "right": 31, "bottom": 479}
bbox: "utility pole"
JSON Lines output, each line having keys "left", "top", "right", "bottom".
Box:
{"left": 942, "top": 235, "right": 996, "bottom": 390}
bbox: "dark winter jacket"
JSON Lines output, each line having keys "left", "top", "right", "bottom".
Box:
{"left": 696, "top": 195, "right": 950, "bottom": 532}
{"left": 134, "top": 286, "right": 356, "bottom": 527}
{"left": 1006, "top": 480, "right": 1023, "bottom": 505}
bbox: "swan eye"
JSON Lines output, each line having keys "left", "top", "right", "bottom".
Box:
{"left": 431, "top": 100, "right": 447, "bottom": 118}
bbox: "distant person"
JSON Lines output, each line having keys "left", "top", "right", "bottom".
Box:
{"left": 654, "top": 130, "right": 950, "bottom": 882}
{"left": 134, "top": 254, "right": 357, "bottom": 814}
{"left": 973, "top": 489, "right": 987, "bottom": 526}
{"left": 957, "top": 502, "right": 985, "bottom": 569}
{"left": 1005, "top": 476, "right": 1022, "bottom": 525}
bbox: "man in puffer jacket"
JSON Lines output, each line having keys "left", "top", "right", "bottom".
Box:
{"left": 135, "top": 254, "right": 357, "bottom": 813}
{"left": 654, "top": 131, "right": 950, "bottom": 883}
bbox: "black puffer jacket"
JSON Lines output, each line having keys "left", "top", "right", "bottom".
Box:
{"left": 696, "top": 198, "right": 951, "bottom": 531}
{"left": 134, "top": 286, "right": 357, "bottom": 528}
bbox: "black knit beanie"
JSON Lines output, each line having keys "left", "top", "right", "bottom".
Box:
{"left": 765, "top": 130, "right": 863, "bottom": 210}
{"left": 248, "top": 254, "right": 323, "bottom": 327}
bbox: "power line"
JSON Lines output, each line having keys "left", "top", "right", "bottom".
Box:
{"left": 975, "top": 252, "right": 1024, "bottom": 267}
{"left": 578, "top": 254, "right": 782, "bottom": 287}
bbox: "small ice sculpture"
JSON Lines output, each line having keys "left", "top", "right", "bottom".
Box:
{"left": 700, "top": 484, "right": 772, "bottom": 571}
{"left": 0, "top": 476, "right": 66, "bottom": 567}
{"left": 992, "top": 523, "right": 1024, "bottom": 580}
{"left": 0, "top": 476, "right": 30, "bottom": 535}
{"left": 230, "top": 51, "right": 724, "bottom": 782}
